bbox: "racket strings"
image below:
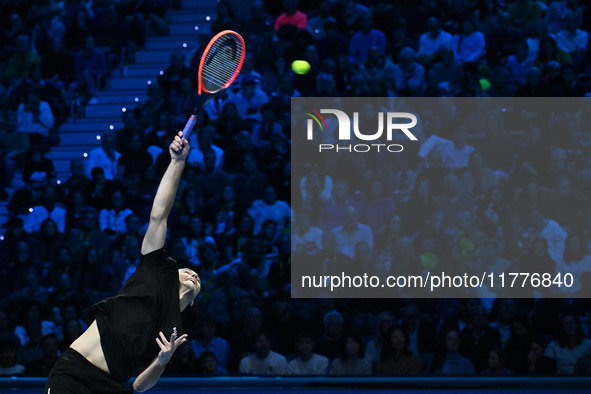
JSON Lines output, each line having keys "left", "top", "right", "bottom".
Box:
{"left": 201, "top": 35, "right": 243, "bottom": 93}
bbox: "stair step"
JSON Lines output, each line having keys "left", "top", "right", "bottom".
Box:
{"left": 144, "top": 36, "right": 202, "bottom": 50}
{"left": 136, "top": 48, "right": 192, "bottom": 65}
{"left": 84, "top": 103, "right": 133, "bottom": 119}
{"left": 169, "top": 22, "right": 208, "bottom": 36}
{"left": 92, "top": 93, "right": 146, "bottom": 105}
{"left": 57, "top": 132, "right": 104, "bottom": 146}
{"left": 60, "top": 121, "right": 123, "bottom": 132}
{"left": 124, "top": 65, "right": 167, "bottom": 78}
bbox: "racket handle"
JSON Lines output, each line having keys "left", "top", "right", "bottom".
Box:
{"left": 177, "top": 114, "right": 198, "bottom": 152}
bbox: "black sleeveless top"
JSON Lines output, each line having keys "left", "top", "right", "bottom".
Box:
{"left": 88, "top": 248, "right": 183, "bottom": 383}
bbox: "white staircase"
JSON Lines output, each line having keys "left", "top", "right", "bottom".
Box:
{"left": 0, "top": 0, "right": 216, "bottom": 228}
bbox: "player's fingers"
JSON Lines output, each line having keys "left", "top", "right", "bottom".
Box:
{"left": 174, "top": 334, "right": 188, "bottom": 345}
{"left": 155, "top": 337, "right": 164, "bottom": 350}
{"left": 159, "top": 331, "right": 169, "bottom": 345}
{"left": 169, "top": 332, "right": 177, "bottom": 346}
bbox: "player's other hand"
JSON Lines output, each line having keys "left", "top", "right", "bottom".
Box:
{"left": 170, "top": 131, "right": 189, "bottom": 161}
{"left": 156, "top": 331, "right": 188, "bottom": 365}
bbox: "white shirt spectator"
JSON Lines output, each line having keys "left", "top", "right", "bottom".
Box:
{"left": 418, "top": 30, "right": 453, "bottom": 59}
{"left": 293, "top": 226, "right": 323, "bottom": 254}
{"left": 99, "top": 208, "right": 133, "bottom": 234}
{"left": 333, "top": 224, "right": 374, "bottom": 259}
{"left": 539, "top": 219, "right": 567, "bottom": 263}
{"left": 24, "top": 205, "right": 66, "bottom": 233}
{"left": 85, "top": 147, "right": 120, "bottom": 181}
{"left": 239, "top": 351, "right": 288, "bottom": 375}
{"left": 287, "top": 353, "right": 329, "bottom": 375}
{"left": 248, "top": 199, "right": 292, "bottom": 235}
{"left": 441, "top": 141, "right": 476, "bottom": 170}
{"left": 555, "top": 29, "right": 589, "bottom": 54}
{"left": 17, "top": 101, "right": 54, "bottom": 137}
{"left": 453, "top": 31, "right": 486, "bottom": 62}
{"left": 545, "top": 338, "right": 591, "bottom": 374}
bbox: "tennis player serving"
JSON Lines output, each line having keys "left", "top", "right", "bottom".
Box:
{"left": 46, "top": 132, "right": 200, "bottom": 393}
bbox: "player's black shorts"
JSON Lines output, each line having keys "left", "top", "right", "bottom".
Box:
{"left": 45, "top": 348, "right": 132, "bottom": 394}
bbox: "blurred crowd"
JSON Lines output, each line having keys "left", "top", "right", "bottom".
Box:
{"left": 1, "top": 0, "right": 591, "bottom": 380}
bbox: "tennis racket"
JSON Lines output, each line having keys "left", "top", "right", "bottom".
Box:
{"left": 178, "top": 30, "right": 246, "bottom": 150}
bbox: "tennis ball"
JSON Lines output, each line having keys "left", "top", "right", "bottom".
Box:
{"left": 291, "top": 60, "right": 311, "bottom": 75}
{"left": 479, "top": 78, "right": 491, "bottom": 91}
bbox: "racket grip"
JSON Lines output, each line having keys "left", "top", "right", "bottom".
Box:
{"left": 177, "top": 114, "right": 197, "bottom": 152}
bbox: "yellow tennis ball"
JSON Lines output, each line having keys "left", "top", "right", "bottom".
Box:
{"left": 291, "top": 60, "right": 311, "bottom": 75}
{"left": 479, "top": 78, "right": 491, "bottom": 91}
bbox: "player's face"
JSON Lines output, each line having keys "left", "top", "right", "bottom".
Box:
{"left": 179, "top": 268, "right": 201, "bottom": 297}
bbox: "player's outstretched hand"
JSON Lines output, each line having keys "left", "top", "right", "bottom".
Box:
{"left": 169, "top": 131, "right": 189, "bottom": 161}
{"left": 156, "top": 331, "right": 187, "bottom": 365}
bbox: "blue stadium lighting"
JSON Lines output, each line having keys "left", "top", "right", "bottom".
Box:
{"left": 206, "top": 16, "right": 211, "bottom": 21}
{"left": 109, "top": 125, "right": 114, "bottom": 130}
{"left": 0, "top": 236, "right": 4, "bottom": 241}
{"left": 160, "top": 71, "right": 164, "bottom": 75}
{"left": 96, "top": 135, "right": 101, "bottom": 140}
{"left": 183, "top": 43, "right": 187, "bottom": 48}
{"left": 147, "top": 80, "right": 152, "bottom": 85}
{"left": 57, "top": 180, "right": 61, "bottom": 185}
{"left": 122, "top": 107, "right": 127, "bottom": 112}
{"left": 195, "top": 26, "right": 199, "bottom": 31}
{"left": 315, "top": 29, "right": 319, "bottom": 34}
{"left": 135, "top": 97, "right": 140, "bottom": 102}
{"left": 29, "top": 208, "right": 33, "bottom": 213}
{"left": 83, "top": 152, "right": 88, "bottom": 157}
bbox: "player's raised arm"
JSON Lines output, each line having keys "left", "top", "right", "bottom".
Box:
{"left": 141, "top": 132, "right": 189, "bottom": 255}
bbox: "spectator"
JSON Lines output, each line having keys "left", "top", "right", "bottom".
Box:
{"left": 180, "top": 216, "right": 215, "bottom": 268}
{"left": 85, "top": 132, "right": 121, "bottom": 181}
{"left": 348, "top": 12, "right": 386, "bottom": 65}
{"left": 315, "top": 310, "right": 345, "bottom": 361}
{"left": 330, "top": 333, "right": 371, "bottom": 375}
{"left": 225, "top": 75, "right": 268, "bottom": 122}
{"left": 239, "top": 330, "right": 287, "bottom": 375}
{"left": 526, "top": 337, "right": 557, "bottom": 374}
{"left": 6, "top": 34, "right": 41, "bottom": 83}
{"left": 274, "top": 0, "right": 307, "bottom": 31}
{"left": 25, "top": 333, "right": 59, "bottom": 376}
{"left": 16, "top": 90, "right": 55, "bottom": 142}
{"left": 0, "top": 338, "right": 25, "bottom": 376}
{"left": 480, "top": 348, "right": 513, "bottom": 375}
{"left": 529, "top": 210, "right": 567, "bottom": 265}
{"left": 74, "top": 35, "right": 107, "bottom": 105}
{"left": 428, "top": 328, "right": 475, "bottom": 375}
{"left": 332, "top": 206, "right": 373, "bottom": 259}
{"left": 453, "top": 19, "right": 486, "bottom": 63}
{"left": 187, "top": 126, "right": 224, "bottom": 172}
{"left": 287, "top": 331, "right": 329, "bottom": 375}
{"left": 98, "top": 189, "right": 133, "bottom": 236}
{"left": 555, "top": 11, "right": 588, "bottom": 61}
{"left": 24, "top": 186, "right": 66, "bottom": 234}
{"left": 248, "top": 185, "right": 291, "bottom": 235}
{"left": 364, "top": 311, "right": 395, "bottom": 367}
{"left": 191, "top": 318, "right": 229, "bottom": 370}
{"left": 417, "top": 17, "right": 453, "bottom": 65}
{"left": 401, "top": 304, "right": 438, "bottom": 356}
{"left": 459, "top": 305, "right": 502, "bottom": 373}
{"left": 545, "top": 313, "right": 591, "bottom": 374}
{"left": 506, "top": 40, "right": 536, "bottom": 86}
{"left": 199, "top": 350, "right": 228, "bottom": 376}
{"left": 376, "top": 326, "right": 421, "bottom": 375}
{"left": 490, "top": 299, "right": 518, "bottom": 346}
